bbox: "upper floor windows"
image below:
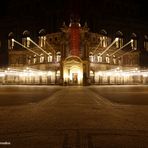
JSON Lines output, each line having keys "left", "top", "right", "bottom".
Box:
{"left": 47, "top": 52, "right": 53, "bottom": 62}
{"left": 131, "top": 33, "right": 137, "bottom": 50}
{"left": 39, "top": 29, "right": 46, "bottom": 48}
{"left": 40, "top": 54, "right": 44, "bottom": 63}
{"left": 115, "top": 31, "right": 123, "bottom": 48}
{"left": 33, "top": 55, "right": 37, "bottom": 64}
{"left": 100, "top": 29, "right": 108, "bottom": 47}
{"left": 100, "top": 36, "right": 108, "bottom": 47}
{"left": 105, "top": 54, "right": 110, "bottom": 63}
{"left": 39, "top": 36, "right": 46, "bottom": 48}
{"left": 22, "top": 30, "right": 30, "bottom": 48}
{"left": 8, "top": 32, "right": 14, "bottom": 49}
{"left": 89, "top": 52, "right": 94, "bottom": 62}
{"left": 56, "top": 52, "right": 61, "bottom": 62}
{"left": 97, "top": 53, "right": 102, "bottom": 63}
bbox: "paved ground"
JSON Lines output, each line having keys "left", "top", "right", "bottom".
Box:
{"left": 0, "top": 85, "right": 148, "bottom": 147}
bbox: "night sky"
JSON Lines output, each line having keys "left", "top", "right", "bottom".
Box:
{"left": 0, "top": 0, "right": 147, "bottom": 22}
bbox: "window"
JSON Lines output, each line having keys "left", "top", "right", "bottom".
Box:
{"left": 131, "top": 33, "right": 137, "bottom": 50}
{"left": 115, "top": 31, "right": 123, "bottom": 48}
{"left": 106, "top": 54, "right": 110, "bottom": 63}
{"left": 97, "top": 53, "right": 102, "bottom": 62}
{"left": 100, "top": 29, "right": 108, "bottom": 47}
{"left": 39, "top": 36, "right": 46, "bottom": 48}
{"left": 131, "top": 39, "right": 137, "bottom": 50}
{"left": 115, "top": 38, "right": 123, "bottom": 48}
{"left": 47, "top": 52, "right": 52, "bottom": 62}
{"left": 100, "top": 36, "right": 108, "bottom": 47}
{"left": 56, "top": 52, "right": 61, "bottom": 62}
{"left": 55, "top": 37, "right": 58, "bottom": 42}
{"left": 8, "top": 32, "right": 14, "bottom": 49}
{"left": 40, "top": 54, "right": 44, "bottom": 63}
{"left": 22, "top": 38, "right": 30, "bottom": 47}
{"left": 89, "top": 52, "right": 94, "bottom": 62}
{"left": 28, "top": 56, "right": 31, "bottom": 64}
{"left": 8, "top": 39, "right": 14, "bottom": 49}
{"left": 113, "top": 55, "right": 116, "bottom": 64}
{"left": 33, "top": 55, "right": 37, "bottom": 64}
{"left": 22, "top": 30, "right": 30, "bottom": 47}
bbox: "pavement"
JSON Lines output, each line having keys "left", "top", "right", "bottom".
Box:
{"left": 0, "top": 85, "right": 148, "bottom": 147}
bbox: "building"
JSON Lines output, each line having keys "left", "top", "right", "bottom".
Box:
{"left": 0, "top": 17, "right": 148, "bottom": 85}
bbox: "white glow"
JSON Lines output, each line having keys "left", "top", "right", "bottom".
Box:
{"left": 27, "top": 37, "right": 30, "bottom": 41}
{"left": 115, "top": 37, "right": 119, "bottom": 41}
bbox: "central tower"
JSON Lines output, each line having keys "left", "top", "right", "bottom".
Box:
{"left": 69, "top": 16, "right": 81, "bottom": 57}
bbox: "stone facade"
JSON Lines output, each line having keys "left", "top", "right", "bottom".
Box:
{"left": 0, "top": 19, "right": 147, "bottom": 86}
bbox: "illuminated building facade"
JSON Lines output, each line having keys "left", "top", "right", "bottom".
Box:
{"left": 0, "top": 18, "right": 148, "bottom": 85}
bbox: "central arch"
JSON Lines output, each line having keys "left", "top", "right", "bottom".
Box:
{"left": 63, "top": 56, "right": 83, "bottom": 85}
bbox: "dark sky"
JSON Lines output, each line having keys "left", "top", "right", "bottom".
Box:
{"left": 0, "top": 0, "right": 147, "bottom": 22}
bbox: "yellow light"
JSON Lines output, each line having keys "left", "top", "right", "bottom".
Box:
{"left": 27, "top": 37, "right": 30, "bottom": 41}
{"left": 115, "top": 37, "right": 119, "bottom": 41}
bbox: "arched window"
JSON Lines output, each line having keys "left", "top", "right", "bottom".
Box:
{"left": 8, "top": 32, "right": 14, "bottom": 49}
{"left": 33, "top": 55, "right": 37, "bottom": 64}
{"left": 39, "top": 29, "right": 46, "bottom": 48}
{"left": 97, "top": 53, "right": 102, "bottom": 62}
{"left": 100, "top": 29, "right": 108, "bottom": 47}
{"left": 89, "top": 52, "right": 94, "bottom": 62}
{"left": 47, "top": 52, "right": 52, "bottom": 62}
{"left": 22, "top": 30, "right": 30, "bottom": 47}
{"left": 144, "top": 35, "right": 148, "bottom": 51}
{"left": 56, "top": 52, "right": 61, "bottom": 62}
{"left": 105, "top": 54, "right": 110, "bottom": 63}
{"left": 115, "top": 31, "right": 123, "bottom": 48}
{"left": 40, "top": 54, "right": 44, "bottom": 63}
{"left": 131, "top": 33, "right": 137, "bottom": 50}
{"left": 28, "top": 56, "right": 31, "bottom": 64}
{"left": 113, "top": 55, "right": 116, "bottom": 64}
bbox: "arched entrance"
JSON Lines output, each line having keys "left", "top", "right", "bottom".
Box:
{"left": 63, "top": 56, "right": 83, "bottom": 85}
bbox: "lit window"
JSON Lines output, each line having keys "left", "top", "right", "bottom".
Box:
{"left": 113, "top": 55, "right": 116, "bottom": 64}
{"left": 106, "top": 54, "right": 110, "bottom": 63}
{"left": 131, "top": 39, "right": 137, "bottom": 50}
{"left": 40, "top": 54, "right": 44, "bottom": 63}
{"left": 47, "top": 52, "right": 52, "bottom": 62}
{"left": 89, "top": 52, "right": 94, "bottom": 62}
{"left": 28, "top": 56, "right": 31, "bottom": 64}
{"left": 56, "top": 70, "right": 60, "bottom": 76}
{"left": 33, "top": 55, "right": 37, "bottom": 64}
{"left": 90, "top": 70, "right": 94, "bottom": 76}
{"left": 115, "top": 38, "right": 123, "bottom": 48}
{"left": 8, "top": 32, "right": 14, "bottom": 49}
{"left": 39, "top": 36, "right": 46, "bottom": 47}
{"left": 22, "top": 37, "right": 30, "bottom": 47}
{"left": 100, "top": 36, "right": 107, "bottom": 47}
{"left": 22, "top": 30, "right": 30, "bottom": 47}
{"left": 8, "top": 39, "right": 14, "bottom": 49}
{"left": 97, "top": 53, "right": 102, "bottom": 62}
{"left": 56, "top": 52, "right": 61, "bottom": 62}
{"left": 131, "top": 33, "right": 137, "bottom": 50}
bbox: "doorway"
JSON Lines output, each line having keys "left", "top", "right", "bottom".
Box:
{"left": 72, "top": 73, "right": 78, "bottom": 84}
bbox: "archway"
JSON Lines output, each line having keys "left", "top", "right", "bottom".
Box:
{"left": 63, "top": 56, "right": 83, "bottom": 85}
